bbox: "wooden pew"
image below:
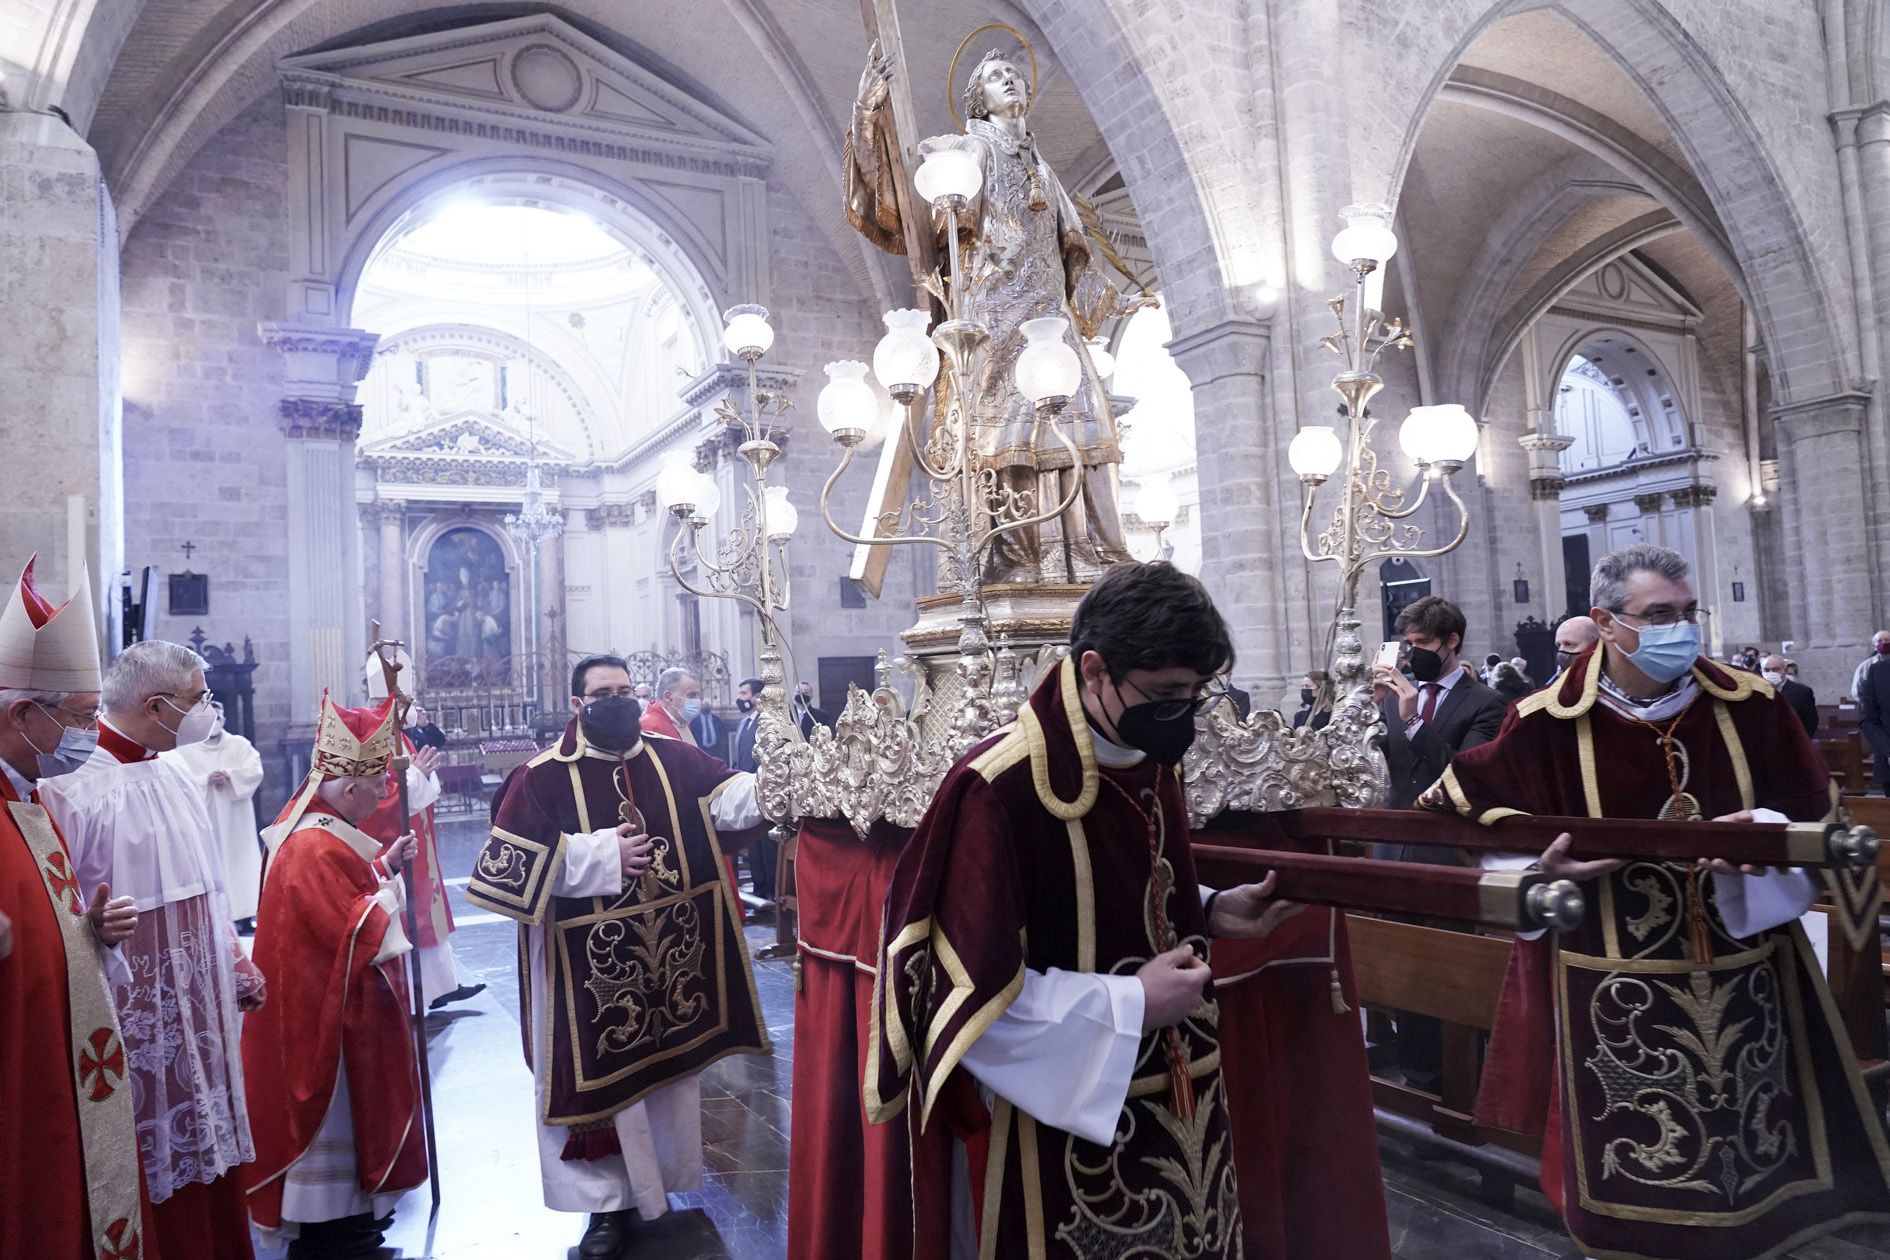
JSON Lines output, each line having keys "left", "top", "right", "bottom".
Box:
{"left": 1822, "top": 730, "right": 1870, "bottom": 793}
{"left": 1833, "top": 796, "right": 1890, "bottom": 1106}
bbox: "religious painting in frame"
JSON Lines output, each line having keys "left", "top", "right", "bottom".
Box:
{"left": 423, "top": 526, "right": 512, "bottom": 687}
{"left": 168, "top": 571, "right": 209, "bottom": 617}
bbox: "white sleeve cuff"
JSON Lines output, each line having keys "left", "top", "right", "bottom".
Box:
{"left": 405, "top": 766, "right": 441, "bottom": 812}
{"left": 1712, "top": 808, "right": 1818, "bottom": 938}
{"left": 957, "top": 967, "right": 1144, "bottom": 1146}
{"left": 710, "top": 774, "right": 764, "bottom": 832}
{"left": 554, "top": 827, "right": 626, "bottom": 899}
{"left": 370, "top": 883, "right": 411, "bottom": 965}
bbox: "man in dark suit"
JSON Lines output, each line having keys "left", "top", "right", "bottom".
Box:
{"left": 404, "top": 703, "right": 448, "bottom": 751}
{"left": 1763, "top": 654, "right": 1819, "bottom": 738}
{"left": 792, "top": 679, "right": 834, "bottom": 739}
{"left": 1857, "top": 654, "right": 1890, "bottom": 794}
{"left": 726, "top": 676, "right": 776, "bottom": 903}
{"left": 1370, "top": 595, "right": 1507, "bottom": 1091}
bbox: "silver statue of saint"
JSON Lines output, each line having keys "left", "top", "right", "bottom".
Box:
{"left": 846, "top": 45, "right": 1147, "bottom": 586}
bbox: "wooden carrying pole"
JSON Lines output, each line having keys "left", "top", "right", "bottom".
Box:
{"left": 1221, "top": 806, "right": 1881, "bottom": 871}
{"left": 1191, "top": 844, "right": 1585, "bottom": 932}
{"left": 369, "top": 622, "right": 442, "bottom": 1210}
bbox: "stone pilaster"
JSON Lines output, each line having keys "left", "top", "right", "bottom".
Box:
{"left": 1666, "top": 483, "right": 1723, "bottom": 655}
{"left": 0, "top": 112, "right": 120, "bottom": 600}
{"left": 261, "top": 323, "right": 379, "bottom": 719}
{"left": 1165, "top": 318, "right": 1290, "bottom": 690}
{"left": 1519, "top": 431, "right": 1574, "bottom": 617}
{"left": 373, "top": 500, "right": 408, "bottom": 642}
{"left": 1771, "top": 390, "right": 1881, "bottom": 672}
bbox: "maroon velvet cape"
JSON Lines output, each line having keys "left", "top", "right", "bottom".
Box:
{"left": 786, "top": 816, "right": 949, "bottom": 1260}
{"left": 869, "top": 660, "right": 1241, "bottom": 1258}
{"left": 242, "top": 809, "right": 425, "bottom": 1229}
{"left": 467, "top": 719, "right": 767, "bottom": 1129}
{"left": 1433, "top": 646, "right": 1890, "bottom": 1258}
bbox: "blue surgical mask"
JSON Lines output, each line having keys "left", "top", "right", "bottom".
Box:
{"left": 681, "top": 699, "right": 704, "bottom": 721}
{"left": 1621, "top": 621, "right": 1702, "bottom": 684}
{"left": 28, "top": 707, "right": 97, "bottom": 778}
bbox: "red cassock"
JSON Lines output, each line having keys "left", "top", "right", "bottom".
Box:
{"left": 1436, "top": 649, "right": 1890, "bottom": 1258}
{"left": 1, "top": 774, "right": 157, "bottom": 1260}
{"left": 360, "top": 733, "right": 452, "bottom": 952}
{"left": 786, "top": 817, "right": 949, "bottom": 1260}
{"left": 1209, "top": 903, "right": 1392, "bottom": 1260}
{"left": 241, "top": 806, "right": 426, "bottom": 1229}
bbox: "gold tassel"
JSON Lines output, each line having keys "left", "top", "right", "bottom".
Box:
{"left": 1330, "top": 967, "right": 1352, "bottom": 1015}
{"left": 1687, "top": 866, "right": 1713, "bottom": 965}
{"left": 1165, "top": 1031, "right": 1196, "bottom": 1118}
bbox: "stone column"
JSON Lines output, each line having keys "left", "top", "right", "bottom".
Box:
{"left": 1772, "top": 391, "right": 1880, "bottom": 680}
{"left": 1583, "top": 503, "right": 1611, "bottom": 569}
{"left": 376, "top": 500, "right": 408, "bottom": 638}
{"left": 1668, "top": 484, "right": 1722, "bottom": 655}
{"left": 1519, "top": 433, "right": 1574, "bottom": 618}
{"left": 261, "top": 323, "right": 378, "bottom": 722}
{"left": 1165, "top": 318, "right": 1291, "bottom": 690}
{"left": 1633, "top": 493, "right": 1669, "bottom": 548}
{"left": 0, "top": 111, "right": 120, "bottom": 599}
{"left": 536, "top": 513, "right": 566, "bottom": 703}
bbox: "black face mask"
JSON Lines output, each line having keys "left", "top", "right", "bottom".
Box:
{"left": 735, "top": 697, "right": 755, "bottom": 714}
{"left": 1299, "top": 688, "right": 1316, "bottom": 707}
{"left": 1105, "top": 678, "right": 1199, "bottom": 767}
{"left": 579, "top": 697, "right": 642, "bottom": 751}
{"left": 1555, "top": 649, "right": 1575, "bottom": 671}
{"left": 1408, "top": 646, "right": 1447, "bottom": 683}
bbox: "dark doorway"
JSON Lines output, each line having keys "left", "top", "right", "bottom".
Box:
{"left": 817, "top": 655, "right": 878, "bottom": 713}
{"left": 1562, "top": 533, "right": 1592, "bottom": 619}
{"left": 1380, "top": 558, "right": 1431, "bottom": 642}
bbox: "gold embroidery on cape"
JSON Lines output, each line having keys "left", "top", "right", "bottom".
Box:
{"left": 583, "top": 898, "right": 710, "bottom": 1056}
{"left": 476, "top": 841, "right": 529, "bottom": 890}
{"left": 1561, "top": 939, "right": 1836, "bottom": 1225}
{"left": 1053, "top": 1074, "right": 1243, "bottom": 1257}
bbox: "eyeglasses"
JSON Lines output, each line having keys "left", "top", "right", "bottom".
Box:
{"left": 583, "top": 687, "right": 637, "bottom": 701}
{"left": 1117, "top": 676, "right": 1229, "bottom": 723}
{"left": 37, "top": 702, "right": 98, "bottom": 730}
{"left": 156, "top": 689, "right": 215, "bottom": 709}
{"left": 1611, "top": 606, "right": 1711, "bottom": 629}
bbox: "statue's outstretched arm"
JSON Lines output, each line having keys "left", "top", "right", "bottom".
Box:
{"left": 844, "top": 42, "right": 906, "bottom": 255}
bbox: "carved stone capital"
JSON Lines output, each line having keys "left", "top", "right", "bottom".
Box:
{"left": 1669, "top": 484, "right": 1718, "bottom": 509}
{"left": 1529, "top": 476, "right": 1566, "bottom": 502}
{"left": 586, "top": 502, "right": 636, "bottom": 529}
{"left": 259, "top": 322, "right": 381, "bottom": 394}
{"left": 634, "top": 489, "right": 659, "bottom": 519}
{"left": 1632, "top": 492, "right": 1667, "bottom": 514}
{"left": 279, "top": 398, "right": 364, "bottom": 441}
{"left": 358, "top": 498, "right": 408, "bottom": 524}
{"left": 1583, "top": 503, "right": 1611, "bottom": 523}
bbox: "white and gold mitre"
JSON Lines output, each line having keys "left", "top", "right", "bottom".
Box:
{"left": 0, "top": 556, "right": 101, "bottom": 693}
{"left": 311, "top": 690, "right": 399, "bottom": 779}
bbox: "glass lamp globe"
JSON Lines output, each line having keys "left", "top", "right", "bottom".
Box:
{"left": 722, "top": 304, "right": 774, "bottom": 359}
{"left": 817, "top": 360, "right": 879, "bottom": 442}
{"left": 1400, "top": 404, "right": 1479, "bottom": 466}
{"left": 690, "top": 473, "right": 723, "bottom": 523}
{"left": 913, "top": 146, "right": 983, "bottom": 206}
{"left": 1136, "top": 477, "right": 1180, "bottom": 528}
{"left": 1014, "top": 316, "right": 1082, "bottom": 404}
{"left": 762, "top": 485, "right": 799, "bottom": 541}
{"left": 1331, "top": 205, "right": 1398, "bottom": 267}
{"left": 872, "top": 308, "right": 940, "bottom": 401}
{"left": 1287, "top": 426, "right": 1344, "bottom": 480}
{"left": 656, "top": 457, "right": 703, "bottom": 515}
{"left": 1085, "top": 336, "right": 1116, "bottom": 380}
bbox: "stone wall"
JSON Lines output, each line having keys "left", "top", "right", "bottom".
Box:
{"left": 119, "top": 93, "right": 295, "bottom": 799}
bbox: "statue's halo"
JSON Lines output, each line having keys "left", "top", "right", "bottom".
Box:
{"left": 947, "top": 22, "right": 1040, "bottom": 127}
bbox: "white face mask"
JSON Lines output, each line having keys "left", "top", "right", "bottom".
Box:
{"left": 1762, "top": 669, "right": 1785, "bottom": 687}
{"left": 160, "top": 696, "right": 218, "bottom": 748}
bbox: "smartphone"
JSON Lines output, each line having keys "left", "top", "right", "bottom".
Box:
{"left": 1374, "top": 640, "right": 1403, "bottom": 672}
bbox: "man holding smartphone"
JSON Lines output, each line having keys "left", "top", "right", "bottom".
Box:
{"left": 1370, "top": 595, "right": 1507, "bottom": 1091}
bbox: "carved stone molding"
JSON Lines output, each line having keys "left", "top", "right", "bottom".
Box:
{"left": 259, "top": 322, "right": 380, "bottom": 392}
{"left": 1583, "top": 503, "right": 1611, "bottom": 523}
{"left": 279, "top": 398, "right": 364, "bottom": 441}
{"left": 1529, "top": 476, "right": 1567, "bottom": 501}
{"left": 1632, "top": 492, "right": 1667, "bottom": 514}
{"left": 586, "top": 503, "right": 636, "bottom": 529}
{"left": 1669, "top": 484, "right": 1718, "bottom": 509}
{"left": 358, "top": 498, "right": 408, "bottom": 524}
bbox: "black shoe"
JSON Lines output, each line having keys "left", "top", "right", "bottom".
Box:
{"left": 289, "top": 1213, "right": 384, "bottom": 1259}
{"left": 428, "top": 982, "right": 487, "bottom": 1010}
{"left": 578, "top": 1210, "right": 635, "bottom": 1259}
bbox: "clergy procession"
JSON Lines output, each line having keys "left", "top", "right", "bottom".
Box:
{"left": 10, "top": 1, "right": 1890, "bottom": 1258}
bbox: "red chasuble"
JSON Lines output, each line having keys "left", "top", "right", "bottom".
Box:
{"left": 241, "top": 807, "right": 425, "bottom": 1229}
{"left": 787, "top": 817, "right": 949, "bottom": 1260}
{"left": 0, "top": 775, "right": 154, "bottom": 1260}
{"left": 360, "top": 733, "right": 452, "bottom": 951}
{"left": 1432, "top": 647, "right": 1890, "bottom": 1258}
{"left": 467, "top": 719, "right": 767, "bottom": 1131}
{"left": 869, "top": 661, "right": 1241, "bottom": 1259}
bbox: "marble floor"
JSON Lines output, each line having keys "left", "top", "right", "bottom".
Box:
{"left": 253, "top": 815, "right": 1890, "bottom": 1259}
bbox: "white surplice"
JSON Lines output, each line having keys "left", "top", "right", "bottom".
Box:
{"left": 529, "top": 756, "right": 762, "bottom": 1217}
{"left": 39, "top": 729, "right": 257, "bottom": 1203}
{"left": 162, "top": 730, "right": 266, "bottom": 920}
